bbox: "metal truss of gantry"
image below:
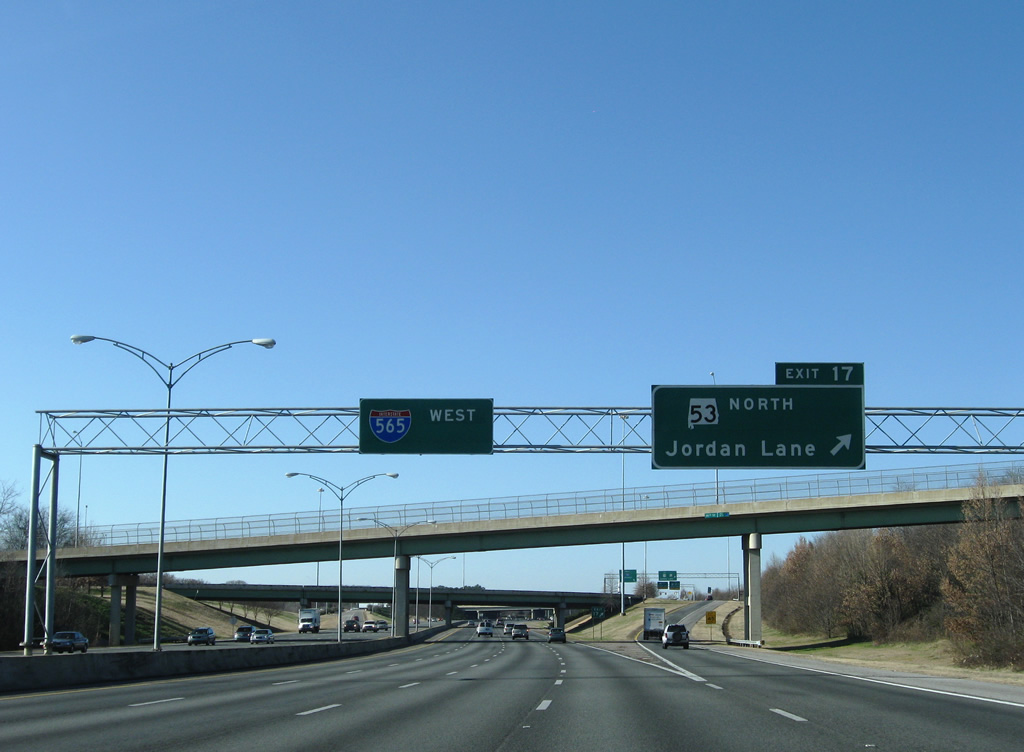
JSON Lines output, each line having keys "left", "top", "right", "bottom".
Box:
{"left": 35, "top": 406, "right": 1024, "bottom": 455}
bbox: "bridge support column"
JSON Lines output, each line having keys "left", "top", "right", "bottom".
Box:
{"left": 742, "top": 533, "right": 762, "bottom": 643}
{"left": 394, "top": 555, "right": 410, "bottom": 639}
{"left": 444, "top": 601, "right": 453, "bottom": 626}
{"left": 124, "top": 575, "right": 139, "bottom": 644}
{"left": 554, "top": 604, "right": 567, "bottom": 628}
{"left": 108, "top": 574, "right": 122, "bottom": 647}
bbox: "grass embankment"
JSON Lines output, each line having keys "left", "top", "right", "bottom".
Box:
{"left": 102, "top": 587, "right": 297, "bottom": 643}
{"left": 568, "top": 599, "right": 1024, "bottom": 686}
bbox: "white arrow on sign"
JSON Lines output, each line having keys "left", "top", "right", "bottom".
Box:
{"left": 830, "top": 434, "right": 852, "bottom": 456}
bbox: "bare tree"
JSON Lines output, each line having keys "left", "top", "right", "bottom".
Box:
{"left": 943, "top": 473, "right": 1024, "bottom": 665}
{"left": 0, "top": 481, "right": 17, "bottom": 519}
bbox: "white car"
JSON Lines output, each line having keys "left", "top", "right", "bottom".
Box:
{"left": 250, "top": 629, "right": 275, "bottom": 644}
{"left": 476, "top": 624, "right": 493, "bottom": 637}
{"left": 661, "top": 623, "right": 689, "bottom": 649}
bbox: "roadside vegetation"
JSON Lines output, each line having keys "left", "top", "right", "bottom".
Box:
{"left": 763, "top": 469, "right": 1024, "bottom": 669}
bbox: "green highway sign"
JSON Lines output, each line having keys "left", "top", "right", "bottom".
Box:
{"left": 776, "top": 362, "right": 864, "bottom": 386}
{"left": 359, "top": 398, "right": 493, "bottom": 454}
{"left": 669, "top": 581, "right": 680, "bottom": 590}
{"left": 657, "top": 581, "right": 668, "bottom": 589}
{"left": 658, "top": 570, "right": 677, "bottom": 581}
{"left": 705, "top": 512, "right": 730, "bottom": 518}
{"left": 621, "top": 569, "right": 637, "bottom": 583}
{"left": 591, "top": 607, "right": 606, "bottom": 618}
{"left": 652, "top": 385, "right": 865, "bottom": 470}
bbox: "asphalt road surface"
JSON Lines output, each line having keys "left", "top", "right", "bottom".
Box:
{"left": 3, "top": 626, "right": 1022, "bottom": 752}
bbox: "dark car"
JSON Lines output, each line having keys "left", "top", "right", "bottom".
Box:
{"left": 662, "top": 623, "right": 690, "bottom": 649}
{"left": 233, "top": 625, "right": 255, "bottom": 642}
{"left": 48, "top": 631, "right": 89, "bottom": 653}
{"left": 547, "top": 627, "right": 566, "bottom": 643}
{"left": 343, "top": 619, "right": 360, "bottom": 632}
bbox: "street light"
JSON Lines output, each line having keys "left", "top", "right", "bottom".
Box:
{"left": 286, "top": 472, "right": 398, "bottom": 642}
{"left": 358, "top": 516, "right": 436, "bottom": 634}
{"left": 421, "top": 555, "right": 456, "bottom": 630}
{"left": 71, "top": 334, "right": 275, "bottom": 650}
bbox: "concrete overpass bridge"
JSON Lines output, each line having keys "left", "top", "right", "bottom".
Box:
{"left": 14, "top": 460, "right": 1024, "bottom": 649}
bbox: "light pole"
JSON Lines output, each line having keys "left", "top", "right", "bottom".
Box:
{"left": 421, "top": 555, "right": 456, "bottom": 629}
{"left": 619, "top": 413, "right": 628, "bottom": 616}
{"left": 316, "top": 487, "right": 324, "bottom": 588}
{"left": 359, "top": 516, "right": 436, "bottom": 634}
{"left": 286, "top": 472, "right": 398, "bottom": 643}
{"left": 71, "top": 334, "right": 275, "bottom": 650}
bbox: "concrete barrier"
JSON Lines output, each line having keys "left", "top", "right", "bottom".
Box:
{"left": 0, "top": 628, "right": 448, "bottom": 694}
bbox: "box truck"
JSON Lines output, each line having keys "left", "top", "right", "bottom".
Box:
{"left": 298, "top": 608, "right": 321, "bottom": 633}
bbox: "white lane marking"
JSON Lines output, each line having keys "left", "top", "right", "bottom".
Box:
{"left": 711, "top": 648, "right": 1024, "bottom": 709}
{"left": 580, "top": 642, "right": 707, "bottom": 682}
{"left": 446, "top": 671, "right": 458, "bottom": 675}
{"left": 560, "top": 669, "right": 566, "bottom": 674}
{"left": 399, "top": 682, "right": 420, "bottom": 689}
{"left": 470, "top": 664, "right": 479, "bottom": 668}
{"left": 273, "top": 680, "right": 299, "bottom": 685}
{"left": 537, "top": 700, "right": 552, "bottom": 710}
{"left": 346, "top": 669, "right": 363, "bottom": 674}
{"left": 706, "top": 683, "right": 724, "bottom": 690}
{"left": 554, "top": 680, "right": 563, "bottom": 685}
{"left": 770, "top": 708, "right": 807, "bottom": 722}
{"left": 297, "top": 704, "right": 340, "bottom": 716}
{"left": 129, "top": 697, "right": 184, "bottom": 707}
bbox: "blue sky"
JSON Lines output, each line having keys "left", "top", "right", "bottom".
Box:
{"left": 2, "top": 2, "right": 1021, "bottom": 596}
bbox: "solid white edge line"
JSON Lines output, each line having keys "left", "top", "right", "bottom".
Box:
{"left": 129, "top": 697, "right": 184, "bottom": 707}
{"left": 578, "top": 642, "right": 706, "bottom": 682}
{"left": 273, "top": 680, "right": 299, "bottom": 685}
{"left": 399, "top": 682, "right": 420, "bottom": 689}
{"left": 770, "top": 708, "right": 807, "bottom": 722}
{"left": 296, "top": 704, "right": 340, "bottom": 716}
{"left": 707, "top": 647, "right": 1024, "bottom": 709}
{"left": 633, "top": 641, "right": 708, "bottom": 682}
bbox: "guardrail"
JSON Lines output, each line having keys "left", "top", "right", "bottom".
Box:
{"left": 70, "top": 460, "right": 1021, "bottom": 549}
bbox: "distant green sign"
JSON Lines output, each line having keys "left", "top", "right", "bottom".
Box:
{"left": 669, "top": 581, "right": 680, "bottom": 590}
{"left": 657, "top": 581, "right": 668, "bottom": 589}
{"left": 359, "top": 398, "right": 493, "bottom": 454}
{"left": 705, "top": 512, "right": 730, "bottom": 519}
{"left": 658, "top": 570, "right": 677, "bottom": 581}
{"left": 591, "top": 607, "right": 606, "bottom": 618}
{"left": 621, "top": 569, "right": 637, "bottom": 583}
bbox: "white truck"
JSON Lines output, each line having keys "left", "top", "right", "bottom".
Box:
{"left": 298, "top": 608, "right": 321, "bottom": 633}
{"left": 643, "top": 607, "right": 666, "bottom": 640}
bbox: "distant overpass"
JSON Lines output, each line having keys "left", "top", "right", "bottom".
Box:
{"left": 165, "top": 582, "right": 640, "bottom": 619}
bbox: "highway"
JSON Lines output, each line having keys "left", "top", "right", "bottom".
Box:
{"left": 3, "top": 625, "right": 1022, "bottom": 751}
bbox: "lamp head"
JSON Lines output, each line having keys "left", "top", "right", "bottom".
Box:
{"left": 285, "top": 472, "right": 300, "bottom": 478}
{"left": 385, "top": 473, "right": 399, "bottom": 478}
{"left": 252, "top": 338, "right": 276, "bottom": 349}
{"left": 70, "top": 335, "right": 96, "bottom": 345}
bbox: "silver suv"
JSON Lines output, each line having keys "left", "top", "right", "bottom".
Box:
{"left": 187, "top": 627, "right": 216, "bottom": 646}
{"left": 661, "top": 623, "right": 689, "bottom": 649}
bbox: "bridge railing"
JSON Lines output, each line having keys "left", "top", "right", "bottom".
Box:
{"left": 72, "top": 460, "right": 1022, "bottom": 549}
